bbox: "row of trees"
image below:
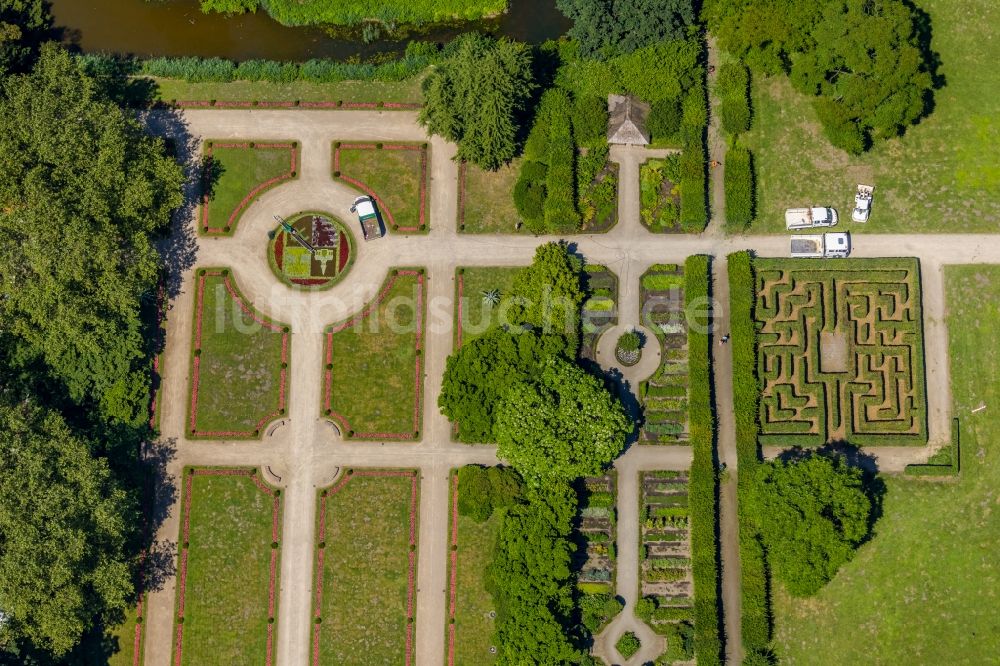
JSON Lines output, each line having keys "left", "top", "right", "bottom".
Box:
{"left": 705, "top": 0, "right": 937, "bottom": 153}
{"left": 0, "top": 32, "right": 183, "bottom": 660}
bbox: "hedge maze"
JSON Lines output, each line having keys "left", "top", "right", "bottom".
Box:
{"left": 754, "top": 258, "right": 927, "bottom": 446}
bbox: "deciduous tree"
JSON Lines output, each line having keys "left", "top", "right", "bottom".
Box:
{"left": 557, "top": 0, "right": 696, "bottom": 59}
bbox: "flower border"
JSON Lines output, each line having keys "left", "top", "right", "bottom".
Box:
{"left": 188, "top": 268, "right": 290, "bottom": 439}
{"left": 311, "top": 469, "right": 419, "bottom": 666}
{"left": 173, "top": 467, "right": 283, "bottom": 666}
{"left": 322, "top": 269, "right": 425, "bottom": 440}
{"left": 332, "top": 142, "right": 429, "bottom": 233}
{"left": 200, "top": 141, "right": 299, "bottom": 236}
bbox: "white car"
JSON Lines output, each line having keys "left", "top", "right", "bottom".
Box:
{"left": 852, "top": 184, "right": 874, "bottom": 222}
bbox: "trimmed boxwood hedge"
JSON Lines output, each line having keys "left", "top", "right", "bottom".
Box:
{"left": 716, "top": 61, "right": 751, "bottom": 136}
{"left": 727, "top": 251, "right": 773, "bottom": 653}
{"left": 724, "top": 143, "right": 755, "bottom": 231}
{"left": 684, "top": 255, "right": 722, "bottom": 665}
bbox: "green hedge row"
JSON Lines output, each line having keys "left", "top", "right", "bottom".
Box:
{"left": 716, "top": 62, "right": 751, "bottom": 136}
{"left": 684, "top": 255, "right": 722, "bottom": 666}
{"left": 543, "top": 91, "right": 580, "bottom": 231}
{"left": 727, "top": 251, "right": 773, "bottom": 652}
{"left": 905, "top": 418, "right": 961, "bottom": 476}
{"left": 78, "top": 41, "right": 441, "bottom": 84}
{"left": 680, "top": 143, "right": 708, "bottom": 232}
{"left": 724, "top": 143, "right": 755, "bottom": 230}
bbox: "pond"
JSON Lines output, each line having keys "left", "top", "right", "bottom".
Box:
{"left": 51, "top": 0, "right": 569, "bottom": 61}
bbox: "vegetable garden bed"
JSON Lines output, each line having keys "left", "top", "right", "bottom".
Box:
{"left": 639, "top": 263, "right": 689, "bottom": 444}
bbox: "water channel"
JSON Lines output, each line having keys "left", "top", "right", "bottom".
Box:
{"left": 51, "top": 0, "right": 569, "bottom": 61}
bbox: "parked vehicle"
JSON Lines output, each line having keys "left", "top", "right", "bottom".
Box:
{"left": 785, "top": 206, "right": 839, "bottom": 229}
{"left": 790, "top": 232, "right": 851, "bottom": 258}
{"left": 350, "top": 195, "right": 383, "bottom": 240}
{"left": 852, "top": 184, "right": 875, "bottom": 222}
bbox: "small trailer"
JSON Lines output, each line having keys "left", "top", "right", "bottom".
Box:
{"left": 790, "top": 232, "right": 851, "bottom": 258}
{"left": 785, "top": 206, "right": 839, "bottom": 229}
{"left": 852, "top": 184, "right": 875, "bottom": 222}
{"left": 350, "top": 195, "right": 384, "bottom": 241}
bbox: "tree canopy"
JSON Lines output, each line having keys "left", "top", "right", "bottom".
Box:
{"left": 0, "top": 400, "right": 136, "bottom": 656}
{"left": 495, "top": 356, "right": 631, "bottom": 482}
{"left": 0, "top": 44, "right": 184, "bottom": 427}
{"left": 0, "top": 0, "right": 51, "bottom": 75}
{"left": 790, "top": 0, "right": 934, "bottom": 153}
{"left": 557, "top": 0, "right": 696, "bottom": 59}
{"left": 505, "top": 241, "right": 585, "bottom": 352}
{"left": 749, "top": 452, "right": 876, "bottom": 596}
{"left": 419, "top": 33, "right": 534, "bottom": 170}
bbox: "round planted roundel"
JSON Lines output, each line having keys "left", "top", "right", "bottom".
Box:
{"left": 268, "top": 211, "right": 356, "bottom": 290}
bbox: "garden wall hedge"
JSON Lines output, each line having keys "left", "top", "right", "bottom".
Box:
{"left": 727, "top": 251, "right": 772, "bottom": 652}
{"left": 543, "top": 91, "right": 581, "bottom": 231}
{"left": 716, "top": 62, "right": 751, "bottom": 135}
{"left": 684, "top": 255, "right": 722, "bottom": 665}
{"left": 724, "top": 143, "right": 755, "bottom": 230}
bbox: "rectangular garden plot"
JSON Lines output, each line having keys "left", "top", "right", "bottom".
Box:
{"left": 173, "top": 468, "right": 282, "bottom": 666}
{"left": 445, "top": 470, "right": 501, "bottom": 666}
{"left": 639, "top": 264, "right": 690, "bottom": 444}
{"left": 323, "top": 269, "right": 425, "bottom": 440}
{"left": 640, "top": 155, "right": 682, "bottom": 233}
{"left": 458, "top": 160, "right": 529, "bottom": 234}
{"left": 312, "top": 470, "right": 419, "bottom": 666}
{"left": 200, "top": 140, "right": 298, "bottom": 236}
{"left": 754, "top": 258, "right": 928, "bottom": 446}
{"left": 188, "top": 268, "right": 289, "bottom": 439}
{"left": 581, "top": 265, "right": 619, "bottom": 364}
{"left": 577, "top": 474, "right": 618, "bottom": 596}
{"left": 638, "top": 470, "right": 696, "bottom": 661}
{"left": 333, "top": 142, "right": 429, "bottom": 233}
{"left": 454, "top": 266, "right": 522, "bottom": 347}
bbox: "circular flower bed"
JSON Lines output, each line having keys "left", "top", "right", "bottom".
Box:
{"left": 268, "top": 211, "right": 355, "bottom": 290}
{"left": 615, "top": 330, "right": 642, "bottom": 366}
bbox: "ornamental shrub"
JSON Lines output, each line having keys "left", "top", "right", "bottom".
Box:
{"left": 617, "top": 331, "right": 640, "bottom": 352}
{"left": 616, "top": 632, "right": 641, "bottom": 659}
{"left": 513, "top": 160, "right": 546, "bottom": 228}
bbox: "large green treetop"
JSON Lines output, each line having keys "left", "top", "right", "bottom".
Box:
{"left": 749, "top": 451, "right": 876, "bottom": 596}
{"left": 0, "top": 44, "right": 183, "bottom": 425}
{"left": 557, "top": 0, "right": 696, "bottom": 59}
{"left": 0, "top": 400, "right": 136, "bottom": 656}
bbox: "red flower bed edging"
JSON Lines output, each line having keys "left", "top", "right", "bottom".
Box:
{"left": 332, "top": 142, "right": 428, "bottom": 233}
{"left": 311, "top": 470, "right": 419, "bottom": 666}
{"left": 188, "top": 270, "right": 289, "bottom": 439}
{"left": 323, "top": 270, "right": 424, "bottom": 440}
{"left": 174, "top": 468, "right": 282, "bottom": 666}
{"left": 171, "top": 99, "right": 421, "bottom": 110}
{"left": 200, "top": 142, "right": 298, "bottom": 236}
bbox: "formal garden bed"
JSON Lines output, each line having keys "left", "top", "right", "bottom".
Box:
{"left": 581, "top": 265, "right": 619, "bottom": 364}
{"left": 640, "top": 155, "right": 683, "bottom": 232}
{"left": 639, "top": 264, "right": 689, "bottom": 444}
{"left": 637, "top": 470, "right": 696, "bottom": 663}
{"left": 576, "top": 474, "right": 623, "bottom": 639}
{"left": 199, "top": 140, "right": 298, "bottom": 236}
{"left": 454, "top": 266, "right": 522, "bottom": 347}
{"left": 311, "top": 469, "right": 419, "bottom": 665}
{"left": 323, "top": 269, "right": 425, "bottom": 439}
{"left": 267, "top": 211, "right": 355, "bottom": 290}
{"left": 458, "top": 161, "right": 530, "bottom": 234}
{"left": 172, "top": 468, "right": 283, "bottom": 666}
{"left": 446, "top": 469, "right": 502, "bottom": 666}
{"left": 578, "top": 160, "right": 619, "bottom": 232}
{"left": 333, "top": 141, "right": 429, "bottom": 233}
{"left": 187, "top": 268, "right": 289, "bottom": 439}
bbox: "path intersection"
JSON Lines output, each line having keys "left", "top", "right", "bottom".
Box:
{"left": 143, "top": 108, "right": 982, "bottom": 666}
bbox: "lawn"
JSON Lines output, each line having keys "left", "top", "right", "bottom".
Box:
{"left": 741, "top": 0, "right": 1000, "bottom": 233}
{"left": 772, "top": 265, "right": 1000, "bottom": 663}
{"left": 201, "top": 141, "right": 297, "bottom": 235}
{"left": 152, "top": 77, "right": 424, "bottom": 105}
{"left": 174, "top": 468, "right": 282, "bottom": 666}
{"left": 106, "top": 610, "right": 143, "bottom": 666}
{"left": 459, "top": 160, "right": 529, "bottom": 234}
{"left": 334, "top": 142, "right": 429, "bottom": 232}
{"left": 188, "top": 269, "right": 289, "bottom": 438}
{"left": 324, "top": 270, "right": 425, "bottom": 438}
{"left": 313, "top": 470, "right": 419, "bottom": 665}
{"left": 447, "top": 472, "right": 501, "bottom": 666}
{"left": 454, "top": 266, "right": 522, "bottom": 347}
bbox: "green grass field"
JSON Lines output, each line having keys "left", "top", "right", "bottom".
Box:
{"left": 105, "top": 612, "right": 142, "bottom": 666}
{"left": 741, "top": 0, "right": 1000, "bottom": 233}
{"left": 189, "top": 270, "right": 288, "bottom": 437}
{"left": 153, "top": 77, "right": 424, "bottom": 105}
{"left": 773, "top": 265, "right": 1000, "bottom": 662}
{"left": 455, "top": 266, "right": 522, "bottom": 346}
{"left": 460, "top": 160, "right": 529, "bottom": 234}
{"left": 336, "top": 143, "right": 429, "bottom": 232}
{"left": 202, "top": 142, "right": 296, "bottom": 235}
{"left": 315, "top": 471, "right": 418, "bottom": 664}
{"left": 324, "top": 270, "right": 424, "bottom": 437}
{"left": 175, "top": 470, "right": 281, "bottom": 666}
{"left": 448, "top": 473, "right": 501, "bottom": 666}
